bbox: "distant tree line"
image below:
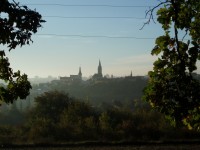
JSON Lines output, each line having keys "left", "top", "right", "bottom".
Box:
{"left": 33, "top": 76, "right": 148, "bottom": 105}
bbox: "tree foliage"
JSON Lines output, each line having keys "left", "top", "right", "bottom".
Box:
{"left": 0, "top": 0, "right": 45, "bottom": 104}
{"left": 28, "top": 91, "right": 171, "bottom": 142}
{"left": 1, "top": 91, "right": 200, "bottom": 143}
{"left": 34, "top": 91, "right": 71, "bottom": 122}
{"left": 143, "top": 0, "right": 200, "bottom": 130}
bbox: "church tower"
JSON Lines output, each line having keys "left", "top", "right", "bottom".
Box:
{"left": 78, "top": 67, "right": 82, "bottom": 79}
{"left": 98, "top": 60, "right": 102, "bottom": 77}
{"left": 92, "top": 60, "right": 103, "bottom": 80}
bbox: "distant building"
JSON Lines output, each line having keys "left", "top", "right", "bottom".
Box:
{"left": 92, "top": 60, "right": 103, "bottom": 80}
{"left": 125, "top": 71, "right": 133, "bottom": 78}
{"left": 60, "top": 67, "right": 82, "bottom": 82}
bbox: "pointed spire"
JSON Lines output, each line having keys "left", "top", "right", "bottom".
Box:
{"left": 78, "top": 66, "right": 82, "bottom": 76}
{"left": 130, "top": 71, "right": 132, "bottom": 77}
{"left": 98, "top": 59, "right": 102, "bottom": 77}
{"left": 99, "top": 59, "right": 101, "bottom": 67}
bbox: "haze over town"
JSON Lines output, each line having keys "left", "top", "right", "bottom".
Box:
{"left": 4, "top": 0, "right": 200, "bottom": 78}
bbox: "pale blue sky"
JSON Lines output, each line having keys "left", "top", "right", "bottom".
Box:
{"left": 5, "top": 0, "right": 200, "bottom": 78}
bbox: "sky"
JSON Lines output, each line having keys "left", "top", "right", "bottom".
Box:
{"left": 4, "top": 0, "right": 200, "bottom": 78}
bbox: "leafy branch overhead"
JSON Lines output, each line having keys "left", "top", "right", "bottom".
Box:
{"left": 0, "top": 0, "right": 45, "bottom": 50}
{"left": 0, "top": 0, "right": 45, "bottom": 104}
{"left": 143, "top": 0, "right": 200, "bottom": 130}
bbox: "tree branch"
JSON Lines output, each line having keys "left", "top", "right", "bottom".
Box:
{"left": 140, "top": 1, "right": 170, "bottom": 30}
{"left": 182, "top": 29, "right": 189, "bottom": 41}
{"left": 171, "top": 0, "right": 186, "bottom": 77}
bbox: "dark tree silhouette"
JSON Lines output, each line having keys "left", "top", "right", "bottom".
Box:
{"left": 0, "top": 0, "right": 45, "bottom": 104}
{"left": 143, "top": 0, "right": 200, "bottom": 130}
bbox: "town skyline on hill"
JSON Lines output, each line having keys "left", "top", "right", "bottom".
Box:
{"left": 6, "top": 0, "right": 200, "bottom": 78}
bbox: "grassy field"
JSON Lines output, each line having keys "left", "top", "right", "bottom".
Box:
{"left": 2, "top": 145, "right": 200, "bottom": 150}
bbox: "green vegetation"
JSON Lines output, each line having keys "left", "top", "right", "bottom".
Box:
{"left": 143, "top": 0, "right": 200, "bottom": 130}
{"left": 35, "top": 76, "right": 147, "bottom": 105}
{"left": 0, "top": 91, "right": 200, "bottom": 145}
{"left": 0, "top": 0, "right": 200, "bottom": 147}
{"left": 0, "top": 0, "right": 45, "bottom": 104}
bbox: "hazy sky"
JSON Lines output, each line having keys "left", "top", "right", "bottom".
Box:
{"left": 5, "top": 0, "right": 200, "bottom": 78}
